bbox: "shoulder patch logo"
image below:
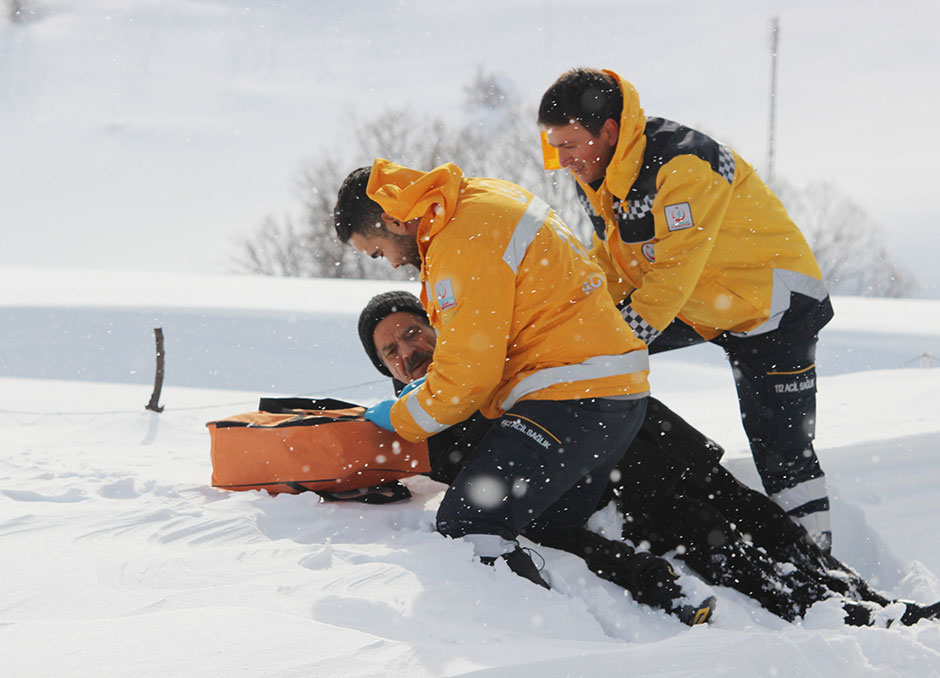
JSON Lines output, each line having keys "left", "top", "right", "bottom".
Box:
{"left": 581, "top": 273, "right": 604, "bottom": 296}
{"left": 435, "top": 278, "right": 457, "bottom": 312}
{"left": 664, "top": 202, "right": 694, "bottom": 231}
{"left": 641, "top": 242, "right": 656, "bottom": 262}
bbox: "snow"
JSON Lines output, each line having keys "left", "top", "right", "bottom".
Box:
{"left": 3, "top": 2, "right": 940, "bottom": 673}
{"left": 2, "top": 268, "right": 940, "bottom": 677}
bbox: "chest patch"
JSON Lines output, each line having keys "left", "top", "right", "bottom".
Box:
{"left": 435, "top": 278, "right": 457, "bottom": 312}
{"left": 665, "top": 202, "right": 694, "bottom": 231}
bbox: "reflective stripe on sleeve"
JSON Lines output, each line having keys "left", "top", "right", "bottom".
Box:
{"left": 499, "top": 350, "right": 650, "bottom": 410}
{"left": 404, "top": 390, "right": 450, "bottom": 435}
{"left": 502, "top": 197, "right": 552, "bottom": 275}
{"left": 733, "top": 269, "right": 830, "bottom": 337}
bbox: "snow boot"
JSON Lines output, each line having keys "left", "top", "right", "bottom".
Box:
{"left": 898, "top": 600, "right": 940, "bottom": 626}
{"left": 481, "top": 547, "right": 550, "bottom": 590}
{"left": 629, "top": 551, "right": 715, "bottom": 626}
{"left": 533, "top": 528, "right": 713, "bottom": 625}
{"left": 679, "top": 596, "right": 717, "bottom": 626}
{"left": 841, "top": 599, "right": 940, "bottom": 627}
{"left": 842, "top": 601, "right": 878, "bottom": 627}
{"left": 647, "top": 496, "right": 827, "bottom": 623}
{"left": 774, "top": 542, "right": 896, "bottom": 610}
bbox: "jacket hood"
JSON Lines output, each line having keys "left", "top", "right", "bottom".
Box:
{"left": 366, "top": 159, "right": 464, "bottom": 247}
{"left": 602, "top": 69, "right": 647, "bottom": 199}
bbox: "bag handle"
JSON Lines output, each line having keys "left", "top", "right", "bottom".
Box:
{"left": 314, "top": 481, "right": 413, "bottom": 504}
{"left": 258, "top": 396, "right": 362, "bottom": 414}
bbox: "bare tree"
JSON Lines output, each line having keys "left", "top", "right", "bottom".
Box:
{"left": 351, "top": 107, "right": 484, "bottom": 175}
{"left": 235, "top": 111, "right": 470, "bottom": 279}
{"left": 294, "top": 156, "right": 372, "bottom": 279}
{"left": 234, "top": 68, "right": 600, "bottom": 280}
{"left": 473, "top": 105, "right": 592, "bottom": 244}
{"left": 776, "top": 180, "right": 914, "bottom": 297}
{"left": 231, "top": 214, "right": 310, "bottom": 277}
{"left": 233, "top": 155, "right": 412, "bottom": 280}
{"left": 236, "top": 93, "right": 914, "bottom": 298}
{"left": 463, "top": 66, "right": 514, "bottom": 111}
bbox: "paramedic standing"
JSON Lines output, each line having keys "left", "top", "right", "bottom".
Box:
{"left": 538, "top": 68, "right": 835, "bottom": 550}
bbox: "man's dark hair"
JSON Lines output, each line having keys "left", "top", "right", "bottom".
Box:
{"left": 333, "top": 166, "right": 385, "bottom": 243}
{"left": 538, "top": 68, "right": 623, "bottom": 136}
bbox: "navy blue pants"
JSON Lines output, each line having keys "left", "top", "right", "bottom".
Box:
{"left": 436, "top": 397, "right": 647, "bottom": 556}
{"left": 650, "top": 316, "right": 825, "bottom": 499}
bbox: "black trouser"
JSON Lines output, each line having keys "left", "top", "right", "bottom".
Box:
{"left": 626, "top": 467, "right": 889, "bottom": 620}
{"left": 650, "top": 309, "right": 826, "bottom": 501}
{"left": 436, "top": 396, "right": 647, "bottom": 557}
{"left": 627, "top": 465, "right": 808, "bottom": 557}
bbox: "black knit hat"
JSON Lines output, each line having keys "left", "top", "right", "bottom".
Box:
{"left": 358, "top": 290, "right": 429, "bottom": 376}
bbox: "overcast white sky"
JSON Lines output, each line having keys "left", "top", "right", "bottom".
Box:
{"left": 1, "top": 0, "right": 938, "bottom": 296}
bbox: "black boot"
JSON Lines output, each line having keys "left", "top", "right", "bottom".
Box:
{"left": 772, "top": 539, "right": 895, "bottom": 609}
{"left": 841, "top": 599, "right": 940, "bottom": 627}
{"left": 629, "top": 551, "right": 716, "bottom": 625}
{"left": 842, "top": 601, "right": 877, "bottom": 627}
{"left": 537, "top": 528, "right": 713, "bottom": 625}
{"left": 683, "top": 536, "right": 836, "bottom": 622}
{"left": 481, "top": 547, "right": 550, "bottom": 590}
{"left": 898, "top": 600, "right": 940, "bottom": 626}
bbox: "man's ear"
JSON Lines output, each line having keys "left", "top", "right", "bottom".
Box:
{"left": 600, "top": 118, "right": 620, "bottom": 144}
{"left": 381, "top": 212, "right": 407, "bottom": 235}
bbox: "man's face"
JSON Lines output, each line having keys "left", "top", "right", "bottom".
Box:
{"left": 349, "top": 226, "right": 421, "bottom": 270}
{"left": 373, "top": 311, "right": 437, "bottom": 383}
{"left": 543, "top": 120, "right": 618, "bottom": 184}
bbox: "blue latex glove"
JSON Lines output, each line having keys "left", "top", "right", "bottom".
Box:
{"left": 364, "top": 399, "right": 396, "bottom": 431}
{"left": 399, "top": 375, "right": 426, "bottom": 397}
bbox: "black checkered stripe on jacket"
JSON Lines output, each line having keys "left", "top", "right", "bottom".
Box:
{"left": 621, "top": 304, "right": 660, "bottom": 345}
{"left": 614, "top": 193, "right": 655, "bottom": 222}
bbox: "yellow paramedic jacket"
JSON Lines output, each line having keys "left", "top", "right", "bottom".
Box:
{"left": 544, "top": 70, "right": 830, "bottom": 343}
{"left": 366, "top": 159, "right": 650, "bottom": 443}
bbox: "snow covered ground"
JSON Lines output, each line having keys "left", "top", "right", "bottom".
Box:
{"left": 2, "top": 267, "right": 940, "bottom": 677}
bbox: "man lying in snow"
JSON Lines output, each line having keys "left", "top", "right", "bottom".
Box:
{"left": 357, "top": 289, "right": 940, "bottom": 628}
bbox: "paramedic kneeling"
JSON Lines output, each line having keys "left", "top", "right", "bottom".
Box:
{"left": 333, "top": 159, "right": 650, "bottom": 587}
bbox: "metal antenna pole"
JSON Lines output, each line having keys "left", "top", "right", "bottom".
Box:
{"left": 767, "top": 17, "right": 780, "bottom": 187}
